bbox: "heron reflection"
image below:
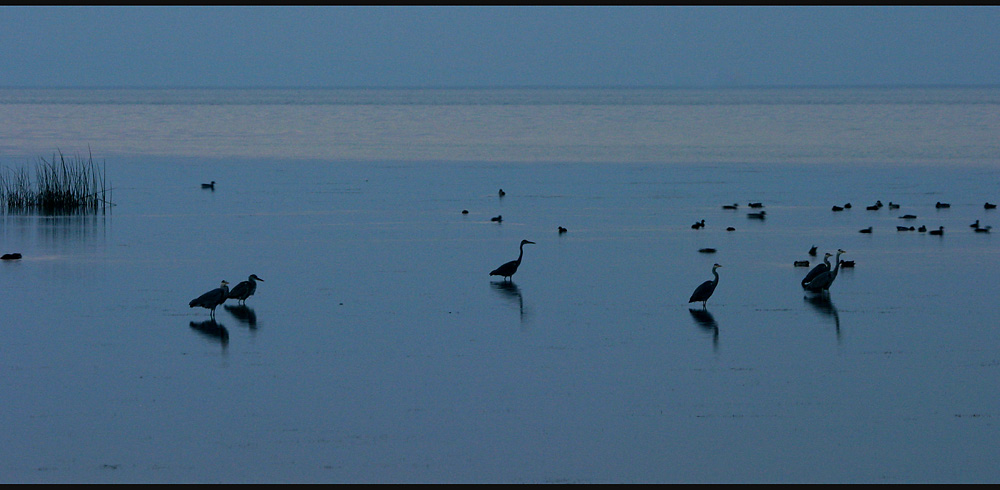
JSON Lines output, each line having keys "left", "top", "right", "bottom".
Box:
{"left": 491, "top": 280, "right": 527, "bottom": 324}
{"left": 805, "top": 294, "right": 841, "bottom": 340}
{"left": 688, "top": 308, "right": 719, "bottom": 349}
{"left": 224, "top": 304, "right": 258, "bottom": 328}
{"left": 190, "top": 319, "right": 229, "bottom": 345}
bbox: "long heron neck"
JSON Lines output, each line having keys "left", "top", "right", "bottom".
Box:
{"left": 823, "top": 256, "right": 831, "bottom": 268}
{"left": 831, "top": 254, "right": 842, "bottom": 276}
{"left": 516, "top": 244, "right": 525, "bottom": 264}
{"left": 711, "top": 268, "right": 719, "bottom": 284}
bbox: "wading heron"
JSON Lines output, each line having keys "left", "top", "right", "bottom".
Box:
{"left": 689, "top": 263, "right": 721, "bottom": 308}
{"left": 228, "top": 274, "right": 264, "bottom": 305}
{"left": 490, "top": 240, "right": 535, "bottom": 282}
{"left": 190, "top": 280, "right": 230, "bottom": 318}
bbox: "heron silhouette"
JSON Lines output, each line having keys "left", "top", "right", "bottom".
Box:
{"left": 801, "top": 252, "right": 833, "bottom": 288}
{"left": 189, "top": 280, "right": 229, "bottom": 318}
{"left": 804, "top": 250, "right": 846, "bottom": 292}
{"left": 228, "top": 274, "right": 264, "bottom": 305}
{"left": 490, "top": 240, "right": 535, "bottom": 282}
{"left": 689, "top": 263, "right": 721, "bottom": 308}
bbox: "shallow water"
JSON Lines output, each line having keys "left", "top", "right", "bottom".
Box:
{"left": 2, "top": 156, "right": 999, "bottom": 483}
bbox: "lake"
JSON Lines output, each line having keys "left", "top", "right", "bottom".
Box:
{"left": 1, "top": 87, "right": 999, "bottom": 483}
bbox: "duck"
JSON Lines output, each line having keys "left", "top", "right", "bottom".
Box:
{"left": 918, "top": 225, "right": 927, "bottom": 232}
{"left": 793, "top": 260, "right": 810, "bottom": 267}
{"left": 722, "top": 203, "right": 739, "bottom": 210}
{"left": 747, "top": 210, "right": 766, "bottom": 220}
{"left": 201, "top": 181, "right": 215, "bottom": 189}
{"left": 929, "top": 226, "right": 944, "bottom": 235}
{"left": 898, "top": 214, "right": 917, "bottom": 220}
{"left": 490, "top": 215, "right": 503, "bottom": 222}
{"left": 859, "top": 227, "right": 873, "bottom": 233}
{"left": 888, "top": 202, "right": 900, "bottom": 209}
{"left": 748, "top": 202, "right": 764, "bottom": 208}
{"left": 832, "top": 205, "right": 844, "bottom": 212}
{"left": 698, "top": 248, "right": 717, "bottom": 254}
{"left": 896, "top": 226, "right": 915, "bottom": 231}
{"left": 986, "top": 202, "right": 997, "bottom": 209}
{"left": 691, "top": 219, "right": 705, "bottom": 229}
{"left": 558, "top": 226, "right": 567, "bottom": 234}
{"left": 970, "top": 219, "right": 980, "bottom": 228}
{"left": 935, "top": 202, "right": 950, "bottom": 208}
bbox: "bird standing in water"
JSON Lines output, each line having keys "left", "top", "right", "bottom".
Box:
{"left": 689, "top": 264, "right": 722, "bottom": 308}
{"left": 228, "top": 274, "right": 264, "bottom": 305}
{"left": 490, "top": 240, "right": 535, "bottom": 282}
{"left": 801, "top": 252, "right": 833, "bottom": 288}
{"left": 189, "top": 280, "right": 230, "bottom": 318}
{"left": 804, "top": 250, "right": 846, "bottom": 292}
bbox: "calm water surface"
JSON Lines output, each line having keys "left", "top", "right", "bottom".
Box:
{"left": 1, "top": 88, "right": 999, "bottom": 483}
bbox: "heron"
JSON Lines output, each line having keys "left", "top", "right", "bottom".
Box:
{"left": 804, "top": 250, "right": 846, "bottom": 292}
{"left": 801, "top": 252, "right": 833, "bottom": 288}
{"left": 689, "top": 263, "right": 721, "bottom": 308}
{"left": 189, "top": 280, "right": 230, "bottom": 318}
{"left": 490, "top": 239, "right": 535, "bottom": 282}
{"left": 228, "top": 274, "right": 264, "bottom": 305}
{"left": 202, "top": 181, "right": 215, "bottom": 189}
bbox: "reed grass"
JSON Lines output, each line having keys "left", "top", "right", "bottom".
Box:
{"left": 0, "top": 149, "right": 110, "bottom": 215}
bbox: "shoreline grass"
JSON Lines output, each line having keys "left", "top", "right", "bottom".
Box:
{"left": 1, "top": 149, "right": 110, "bottom": 215}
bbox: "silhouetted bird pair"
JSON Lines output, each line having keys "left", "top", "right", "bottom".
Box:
{"left": 189, "top": 274, "right": 264, "bottom": 317}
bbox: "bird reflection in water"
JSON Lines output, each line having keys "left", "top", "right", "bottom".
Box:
{"left": 804, "top": 294, "right": 841, "bottom": 340}
{"left": 491, "top": 280, "right": 527, "bottom": 325}
{"left": 190, "top": 319, "right": 229, "bottom": 345}
{"left": 224, "top": 304, "right": 258, "bottom": 328}
{"left": 688, "top": 308, "right": 719, "bottom": 350}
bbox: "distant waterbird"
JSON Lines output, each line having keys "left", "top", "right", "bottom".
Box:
{"left": 840, "top": 260, "right": 855, "bottom": 268}
{"left": 1, "top": 253, "right": 22, "bottom": 260}
{"left": 201, "top": 181, "right": 215, "bottom": 189}
{"left": 689, "top": 264, "right": 721, "bottom": 308}
{"left": 722, "top": 203, "right": 739, "bottom": 210}
{"left": 888, "top": 202, "right": 900, "bottom": 209}
{"left": 793, "top": 260, "right": 810, "bottom": 267}
{"left": 929, "top": 226, "right": 944, "bottom": 235}
{"left": 918, "top": 225, "right": 927, "bottom": 232}
{"left": 832, "top": 205, "right": 844, "bottom": 212}
{"left": 558, "top": 226, "right": 567, "bottom": 234}
{"left": 490, "top": 239, "right": 535, "bottom": 282}
{"left": 748, "top": 202, "right": 764, "bottom": 208}
{"left": 859, "top": 227, "right": 873, "bottom": 233}
{"left": 898, "top": 214, "right": 917, "bottom": 220}
{"left": 698, "top": 248, "right": 717, "bottom": 254}
{"left": 189, "top": 280, "right": 230, "bottom": 318}
{"left": 935, "top": 202, "right": 950, "bottom": 208}
{"left": 228, "top": 274, "right": 264, "bottom": 305}
{"left": 897, "top": 226, "right": 915, "bottom": 231}
{"left": 490, "top": 215, "right": 503, "bottom": 223}
{"left": 498, "top": 189, "right": 505, "bottom": 197}
{"left": 843, "top": 203, "right": 852, "bottom": 209}
{"left": 970, "top": 219, "right": 980, "bottom": 228}
{"left": 691, "top": 219, "right": 705, "bottom": 229}
{"left": 986, "top": 202, "right": 997, "bottom": 209}
{"left": 726, "top": 226, "right": 736, "bottom": 231}
{"left": 747, "top": 210, "right": 766, "bottom": 220}
{"left": 975, "top": 225, "right": 992, "bottom": 233}
{"left": 808, "top": 245, "right": 817, "bottom": 256}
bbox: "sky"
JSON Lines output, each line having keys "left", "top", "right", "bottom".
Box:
{"left": 0, "top": 6, "right": 998, "bottom": 88}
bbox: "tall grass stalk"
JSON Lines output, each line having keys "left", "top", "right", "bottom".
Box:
{"left": 0, "top": 149, "right": 110, "bottom": 215}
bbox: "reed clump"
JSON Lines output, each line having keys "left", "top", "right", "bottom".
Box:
{"left": 1, "top": 150, "right": 110, "bottom": 215}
